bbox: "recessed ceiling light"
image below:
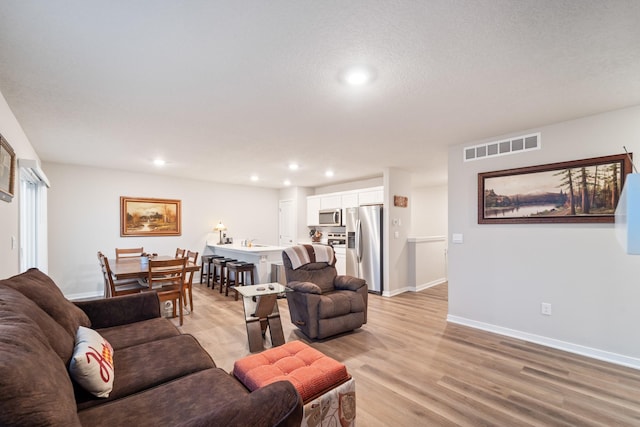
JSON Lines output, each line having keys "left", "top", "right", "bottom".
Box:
{"left": 325, "top": 170, "right": 334, "bottom": 177}
{"left": 288, "top": 163, "right": 299, "bottom": 171}
{"left": 340, "top": 66, "right": 375, "bottom": 86}
{"left": 250, "top": 174, "right": 259, "bottom": 182}
{"left": 153, "top": 159, "right": 166, "bottom": 167}
{"left": 283, "top": 179, "right": 291, "bottom": 186}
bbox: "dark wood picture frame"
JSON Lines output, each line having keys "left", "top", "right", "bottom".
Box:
{"left": 0, "top": 134, "right": 16, "bottom": 202}
{"left": 120, "top": 196, "right": 182, "bottom": 236}
{"left": 478, "top": 153, "right": 632, "bottom": 224}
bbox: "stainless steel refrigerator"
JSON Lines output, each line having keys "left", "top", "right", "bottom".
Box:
{"left": 346, "top": 205, "right": 383, "bottom": 294}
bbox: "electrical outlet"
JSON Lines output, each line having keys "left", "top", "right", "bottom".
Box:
{"left": 541, "top": 302, "right": 552, "bottom": 316}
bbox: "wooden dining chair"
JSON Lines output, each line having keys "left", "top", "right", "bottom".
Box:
{"left": 147, "top": 257, "right": 187, "bottom": 326}
{"left": 115, "top": 247, "right": 144, "bottom": 259}
{"left": 182, "top": 250, "right": 199, "bottom": 312}
{"left": 98, "top": 251, "right": 146, "bottom": 298}
{"left": 175, "top": 248, "right": 186, "bottom": 258}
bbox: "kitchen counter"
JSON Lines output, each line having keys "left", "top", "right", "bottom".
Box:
{"left": 206, "top": 242, "right": 286, "bottom": 284}
{"left": 207, "top": 243, "right": 285, "bottom": 254}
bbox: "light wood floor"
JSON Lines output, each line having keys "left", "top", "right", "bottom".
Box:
{"left": 174, "top": 280, "right": 640, "bottom": 426}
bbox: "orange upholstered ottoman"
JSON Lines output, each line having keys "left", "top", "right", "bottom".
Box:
{"left": 233, "top": 340, "right": 356, "bottom": 426}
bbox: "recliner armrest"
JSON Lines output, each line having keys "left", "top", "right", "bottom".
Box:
{"left": 287, "top": 281, "right": 322, "bottom": 294}
{"left": 334, "top": 275, "right": 367, "bottom": 291}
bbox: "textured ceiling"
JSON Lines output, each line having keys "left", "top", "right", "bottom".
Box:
{"left": 0, "top": 1, "right": 639, "bottom": 188}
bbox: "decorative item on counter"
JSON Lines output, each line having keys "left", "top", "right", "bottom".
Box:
{"left": 214, "top": 221, "right": 227, "bottom": 244}
{"left": 309, "top": 228, "right": 322, "bottom": 242}
{"left": 140, "top": 253, "right": 149, "bottom": 267}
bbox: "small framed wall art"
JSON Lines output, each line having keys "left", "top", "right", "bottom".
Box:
{"left": 0, "top": 134, "right": 16, "bottom": 202}
{"left": 120, "top": 197, "right": 182, "bottom": 236}
{"left": 394, "top": 195, "right": 408, "bottom": 208}
{"left": 478, "top": 153, "right": 632, "bottom": 224}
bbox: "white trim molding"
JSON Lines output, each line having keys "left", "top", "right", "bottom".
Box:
{"left": 447, "top": 315, "right": 640, "bottom": 371}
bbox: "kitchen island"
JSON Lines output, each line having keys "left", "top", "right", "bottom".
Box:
{"left": 206, "top": 242, "right": 286, "bottom": 284}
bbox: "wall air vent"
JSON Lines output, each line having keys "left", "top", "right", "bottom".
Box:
{"left": 464, "top": 132, "right": 541, "bottom": 162}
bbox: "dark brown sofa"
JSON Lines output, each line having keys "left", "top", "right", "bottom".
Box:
{"left": 0, "top": 268, "right": 302, "bottom": 427}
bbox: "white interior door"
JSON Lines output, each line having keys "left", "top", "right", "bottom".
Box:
{"left": 279, "top": 199, "right": 295, "bottom": 247}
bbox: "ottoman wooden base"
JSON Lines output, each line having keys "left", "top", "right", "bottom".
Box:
{"left": 233, "top": 341, "right": 356, "bottom": 426}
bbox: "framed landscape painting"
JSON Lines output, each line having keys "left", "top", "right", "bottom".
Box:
{"left": 0, "top": 134, "right": 16, "bottom": 202}
{"left": 478, "top": 153, "right": 633, "bottom": 224}
{"left": 120, "top": 197, "right": 181, "bottom": 236}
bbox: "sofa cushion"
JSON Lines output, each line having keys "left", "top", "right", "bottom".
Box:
{"left": 0, "top": 286, "right": 81, "bottom": 427}
{"left": 0, "top": 268, "right": 90, "bottom": 337}
{"left": 97, "top": 317, "right": 181, "bottom": 350}
{"left": 69, "top": 326, "right": 115, "bottom": 398}
{"left": 76, "top": 334, "right": 216, "bottom": 410}
{"left": 78, "top": 368, "right": 300, "bottom": 427}
{"left": 0, "top": 282, "right": 75, "bottom": 363}
{"left": 318, "top": 291, "right": 365, "bottom": 319}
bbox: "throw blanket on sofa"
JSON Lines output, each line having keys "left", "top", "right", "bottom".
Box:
{"left": 284, "top": 245, "right": 335, "bottom": 269}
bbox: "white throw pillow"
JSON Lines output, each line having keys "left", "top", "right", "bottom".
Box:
{"left": 68, "top": 326, "right": 115, "bottom": 398}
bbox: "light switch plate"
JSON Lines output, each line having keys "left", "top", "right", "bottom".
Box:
{"left": 452, "top": 233, "right": 463, "bottom": 244}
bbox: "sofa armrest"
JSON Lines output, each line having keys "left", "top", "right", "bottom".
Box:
{"left": 334, "top": 275, "right": 367, "bottom": 291}
{"left": 74, "top": 291, "right": 161, "bottom": 329}
{"left": 190, "top": 380, "right": 303, "bottom": 427}
{"left": 287, "top": 280, "right": 322, "bottom": 294}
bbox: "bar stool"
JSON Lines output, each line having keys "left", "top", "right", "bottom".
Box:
{"left": 201, "top": 255, "right": 223, "bottom": 286}
{"left": 225, "top": 262, "right": 255, "bottom": 301}
{"left": 212, "top": 257, "right": 236, "bottom": 291}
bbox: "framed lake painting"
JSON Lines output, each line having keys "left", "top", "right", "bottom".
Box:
{"left": 478, "top": 153, "right": 633, "bottom": 224}
{"left": 120, "top": 197, "right": 181, "bottom": 236}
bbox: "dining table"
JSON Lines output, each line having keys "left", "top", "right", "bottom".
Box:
{"left": 110, "top": 255, "right": 200, "bottom": 281}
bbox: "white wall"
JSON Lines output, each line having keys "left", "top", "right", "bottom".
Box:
{"left": 411, "top": 184, "right": 447, "bottom": 236}
{"left": 407, "top": 185, "right": 448, "bottom": 291}
{"left": 44, "top": 162, "right": 280, "bottom": 298}
{"left": 0, "top": 91, "right": 40, "bottom": 277}
{"left": 448, "top": 105, "right": 640, "bottom": 368}
{"left": 383, "top": 167, "right": 412, "bottom": 296}
{"left": 279, "top": 186, "right": 313, "bottom": 245}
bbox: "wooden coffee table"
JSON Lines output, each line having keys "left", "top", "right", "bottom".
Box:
{"left": 234, "top": 283, "right": 291, "bottom": 353}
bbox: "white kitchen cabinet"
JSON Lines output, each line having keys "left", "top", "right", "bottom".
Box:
{"left": 341, "top": 192, "right": 358, "bottom": 210}
{"left": 358, "top": 187, "right": 383, "bottom": 205}
{"left": 320, "top": 195, "right": 341, "bottom": 210}
{"left": 306, "top": 196, "right": 321, "bottom": 226}
{"left": 333, "top": 246, "right": 346, "bottom": 275}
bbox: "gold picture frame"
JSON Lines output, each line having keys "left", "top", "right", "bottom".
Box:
{"left": 120, "top": 197, "right": 181, "bottom": 236}
{"left": 0, "top": 134, "right": 16, "bottom": 202}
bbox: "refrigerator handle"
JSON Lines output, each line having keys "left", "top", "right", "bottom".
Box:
{"left": 355, "top": 219, "right": 362, "bottom": 261}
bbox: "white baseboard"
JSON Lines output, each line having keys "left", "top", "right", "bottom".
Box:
{"left": 382, "top": 287, "right": 408, "bottom": 297}
{"left": 381, "top": 278, "right": 447, "bottom": 297}
{"left": 447, "top": 315, "right": 640, "bottom": 371}
{"left": 413, "top": 277, "right": 447, "bottom": 292}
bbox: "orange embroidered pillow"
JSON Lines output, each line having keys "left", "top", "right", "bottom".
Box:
{"left": 68, "top": 326, "right": 115, "bottom": 398}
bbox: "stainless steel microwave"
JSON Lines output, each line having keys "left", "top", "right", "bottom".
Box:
{"left": 318, "top": 208, "right": 342, "bottom": 226}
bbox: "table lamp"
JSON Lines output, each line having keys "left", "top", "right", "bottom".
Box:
{"left": 615, "top": 173, "right": 640, "bottom": 254}
{"left": 214, "top": 221, "right": 227, "bottom": 245}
